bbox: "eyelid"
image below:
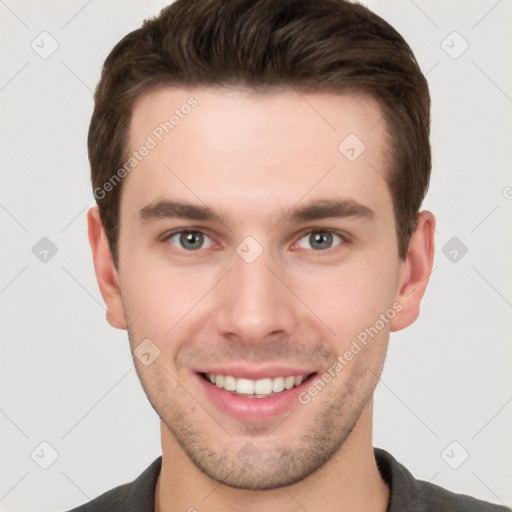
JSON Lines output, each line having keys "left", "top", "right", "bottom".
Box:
{"left": 160, "top": 227, "right": 212, "bottom": 239}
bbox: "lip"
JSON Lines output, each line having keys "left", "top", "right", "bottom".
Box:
{"left": 195, "top": 371, "right": 316, "bottom": 422}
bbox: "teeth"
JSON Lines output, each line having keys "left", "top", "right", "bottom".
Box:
{"left": 224, "top": 375, "right": 236, "bottom": 391}
{"left": 254, "top": 378, "right": 272, "bottom": 395}
{"left": 236, "top": 378, "right": 255, "bottom": 394}
{"left": 272, "top": 377, "right": 285, "bottom": 392}
{"left": 205, "top": 373, "right": 310, "bottom": 397}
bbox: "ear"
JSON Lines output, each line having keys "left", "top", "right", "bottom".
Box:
{"left": 87, "top": 207, "right": 127, "bottom": 330}
{"left": 390, "top": 210, "right": 436, "bottom": 332}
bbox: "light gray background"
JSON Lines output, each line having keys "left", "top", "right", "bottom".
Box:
{"left": 1, "top": 0, "right": 511, "bottom": 510}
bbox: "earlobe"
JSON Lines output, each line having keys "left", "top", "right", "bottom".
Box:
{"left": 390, "top": 210, "right": 436, "bottom": 332}
{"left": 87, "top": 207, "right": 127, "bottom": 330}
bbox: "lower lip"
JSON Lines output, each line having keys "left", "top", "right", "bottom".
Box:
{"left": 195, "top": 373, "right": 315, "bottom": 422}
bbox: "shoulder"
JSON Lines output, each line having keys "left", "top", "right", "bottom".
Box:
{"left": 374, "top": 448, "right": 510, "bottom": 512}
{"left": 419, "top": 479, "right": 510, "bottom": 512}
{"left": 63, "top": 456, "right": 162, "bottom": 512}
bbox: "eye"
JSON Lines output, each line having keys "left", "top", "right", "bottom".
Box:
{"left": 296, "top": 230, "right": 344, "bottom": 251}
{"left": 166, "top": 230, "right": 214, "bottom": 251}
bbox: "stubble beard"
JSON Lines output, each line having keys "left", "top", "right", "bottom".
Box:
{"left": 129, "top": 329, "right": 385, "bottom": 490}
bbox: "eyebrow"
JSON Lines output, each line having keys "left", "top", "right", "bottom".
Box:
{"left": 137, "top": 198, "right": 375, "bottom": 225}
{"left": 284, "top": 199, "right": 374, "bottom": 223}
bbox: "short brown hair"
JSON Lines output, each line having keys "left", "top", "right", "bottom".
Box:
{"left": 89, "top": 0, "right": 431, "bottom": 266}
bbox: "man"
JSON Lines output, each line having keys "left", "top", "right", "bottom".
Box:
{"left": 68, "top": 0, "right": 510, "bottom": 510}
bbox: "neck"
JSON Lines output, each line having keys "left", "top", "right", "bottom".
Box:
{"left": 155, "top": 401, "right": 389, "bottom": 512}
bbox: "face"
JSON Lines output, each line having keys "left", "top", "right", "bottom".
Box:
{"left": 104, "top": 87, "right": 413, "bottom": 489}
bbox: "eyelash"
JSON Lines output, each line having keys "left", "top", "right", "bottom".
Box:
{"left": 161, "top": 228, "right": 348, "bottom": 253}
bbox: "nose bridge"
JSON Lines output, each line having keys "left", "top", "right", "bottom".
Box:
{"left": 214, "top": 241, "right": 297, "bottom": 341}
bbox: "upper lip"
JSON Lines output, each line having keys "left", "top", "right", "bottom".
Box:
{"left": 195, "top": 365, "right": 317, "bottom": 380}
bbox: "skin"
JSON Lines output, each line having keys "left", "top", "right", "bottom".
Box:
{"left": 88, "top": 86, "right": 435, "bottom": 512}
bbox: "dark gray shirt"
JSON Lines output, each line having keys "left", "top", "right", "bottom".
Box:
{"left": 65, "top": 448, "right": 510, "bottom": 511}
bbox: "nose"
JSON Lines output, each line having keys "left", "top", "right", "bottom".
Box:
{"left": 214, "top": 243, "right": 298, "bottom": 344}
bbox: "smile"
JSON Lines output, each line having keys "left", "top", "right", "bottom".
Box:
{"left": 201, "top": 372, "right": 313, "bottom": 398}
{"left": 195, "top": 366, "right": 318, "bottom": 420}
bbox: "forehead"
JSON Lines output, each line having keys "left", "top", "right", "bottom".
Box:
{"left": 122, "top": 86, "right": 391, "bottom": 224}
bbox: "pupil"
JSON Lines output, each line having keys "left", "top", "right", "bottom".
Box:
{"left": 181, "top": 232, "right": 203, "bottom": 250}
{"left": 311, "top": 232, "right": 332, "bottom": 250}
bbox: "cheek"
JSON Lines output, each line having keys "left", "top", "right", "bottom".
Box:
{"left": 295, "top": 257, "right": 399, "bottom": 342}
{"left": 120, "top": 252, "right": 225, "bottom": 344}
{"left": 119, "top": 230, "right": 401, "bottom": 345}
